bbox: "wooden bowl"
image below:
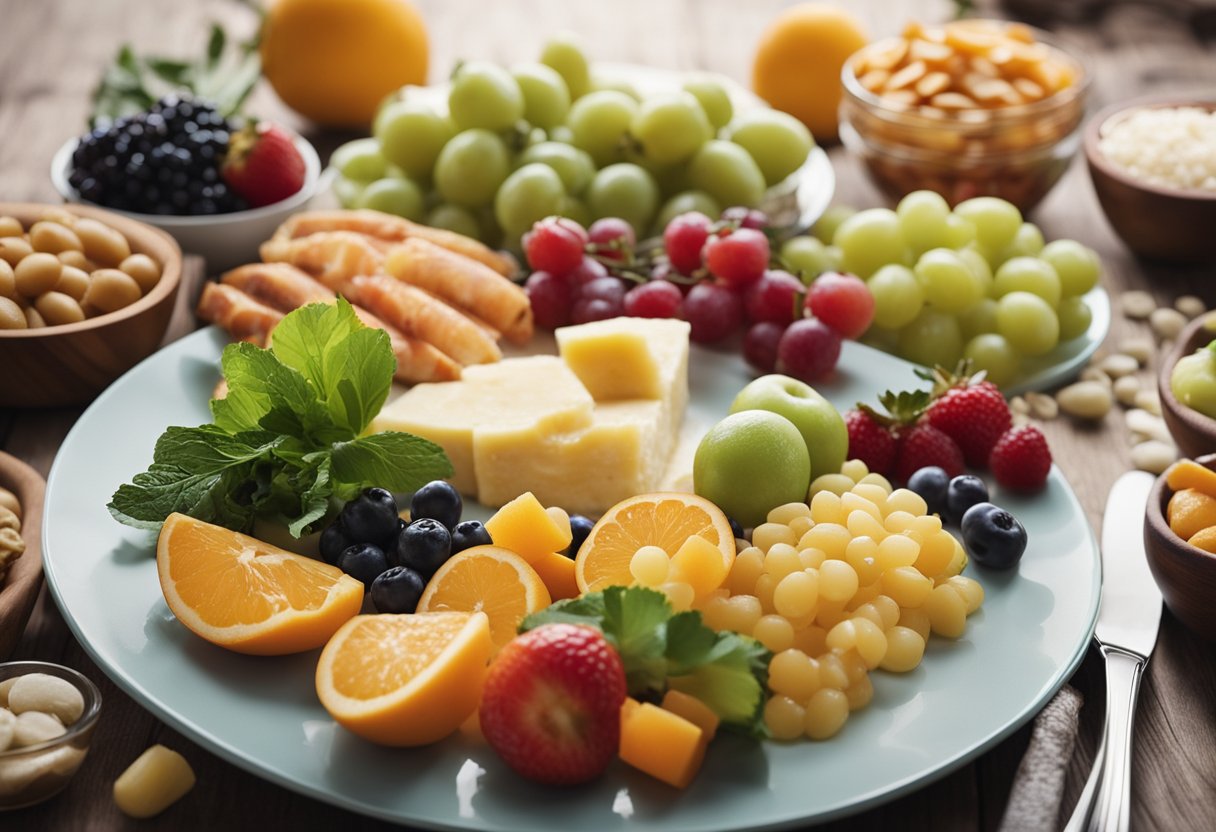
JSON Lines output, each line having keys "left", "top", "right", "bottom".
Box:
{"left": 1084, "top": 96, "right": 1216, "bottom": 263}
{"left": 1158, "top": 312, "right": 1216, "bottom": 459}
{"left": 0, "top": 202, "right": 182, "bottom": 407}
{"left": 0, "top": 453, "right": 46, "bottom": 659}
{"left": 1145, "top": 453, "right": 1216, "bottom": 641}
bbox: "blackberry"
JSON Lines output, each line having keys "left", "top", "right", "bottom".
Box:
{"left": 69, "top": 95, "right": 247, "bottom": 216}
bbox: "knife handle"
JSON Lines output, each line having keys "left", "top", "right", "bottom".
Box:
{"left": 1087, "top": 645, "right": 1147, "bottom": 832}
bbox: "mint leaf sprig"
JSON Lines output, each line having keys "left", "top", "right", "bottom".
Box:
{"left": 521, "top": 586, "right": 771, "bottom": 738}
{"left": 108, "top": 299, "right": 453, "bottom": 537}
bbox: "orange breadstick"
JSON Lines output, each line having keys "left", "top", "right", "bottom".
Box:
{"left": 259, "top": 231, "right": 384, "bottom": 290}
{"left": 195, "top": 282, "right": 282, "bottom": 343}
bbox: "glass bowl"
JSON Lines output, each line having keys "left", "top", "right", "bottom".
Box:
{"left": 839, "top": 26, "right": 1089, "bottom": 213}
{"left": 0, "top": 661, "right": 102, "bottom": 810}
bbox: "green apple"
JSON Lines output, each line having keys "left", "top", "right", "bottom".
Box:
{"left": 693, "top": 410, "right": 811, "bottom": 529}
{"left": 729, "top": 374, "right": 847, "bottom": 478}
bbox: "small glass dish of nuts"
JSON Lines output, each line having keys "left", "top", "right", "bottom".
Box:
{"left": 0, "top": 661, "right": 102, "bottom": 810}
{"left": 840, "top": 19, "right": 1089, "bottom": 212}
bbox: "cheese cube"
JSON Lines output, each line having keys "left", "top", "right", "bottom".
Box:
{"left": 370, "top": 356, "right": 594, "bottom": 496}
{"left": 473, "top": 400, "right": 664, "bottom": 514}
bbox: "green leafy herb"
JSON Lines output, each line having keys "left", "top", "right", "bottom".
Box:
{"left": 90, "top": 17, "right": 263, "bottom": 127}
{"left": 521, "top": 586, "right": 771, "bottom": 737}
{"left": 108, "top": 299, "right": 452, "bottom": 537}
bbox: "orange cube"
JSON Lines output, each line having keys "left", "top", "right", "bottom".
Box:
{"left": 484, "top": 492, "right": 573, "bottom": 563}
{"left": 668, "top": 535, "right": 731, "bottom": 598}
{"left": 531, "top": 551, "right": 579, "bottom": 601}
{"left": 619, "top": 700, "right": 706, "bottom": 789}
{"left": 660, "top": 689, "right": 719, "bottom": 742}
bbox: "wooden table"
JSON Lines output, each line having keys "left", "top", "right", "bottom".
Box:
{"left": 3, "top": 0, "right": 1216, "bottom": 828}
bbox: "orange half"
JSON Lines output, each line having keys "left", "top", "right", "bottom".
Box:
{"left": 574, "top": 493, "right": 737, "bottom": 594}
{"left": 156, "top": 513, "right": 363, "bottom": 655}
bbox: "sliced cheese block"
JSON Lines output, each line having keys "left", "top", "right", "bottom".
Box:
{"left": 473, "top": 399, "right": 667, "bottom": 514}
{"left": 556, "top": 317, "right": 690, "bottom": 404}
{"left": 370, "top": 356, "right": 594, "bottom": 496}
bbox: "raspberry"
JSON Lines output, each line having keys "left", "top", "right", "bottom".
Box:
{"left": 925, "top": 379, "right": 1012, "bottom": 467}
{"left": 845, "top": 409, "right": 898, "bottom": 477}
{"left": 988, "top": 425, "right": 1052, "bottom": 492}
{"left": 895, "top": 424, "right": 964, "bottom": 484}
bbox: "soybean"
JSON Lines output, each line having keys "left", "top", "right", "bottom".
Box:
{"left": 83, "top": 268, "right": 141, "bottom": 313}
{"left": 35, "top": 291, "right": 86, "bottom": 326}
{"left": 14, "top": 252, "right": 62, "bottom": 298}
{"left": 0, "top": 237, "right": 32, "bottom": 267}
{"left": 119, "top": 253, "right": 161, "bottom": 294}
{"left": 0, "top": 295, "right": 26, "bottom": 328}
{"left": 29, "top": 221, "right": 82, "bottom": 255}
{"left": 74, "top": 218, "right": 130, "bottom": 266}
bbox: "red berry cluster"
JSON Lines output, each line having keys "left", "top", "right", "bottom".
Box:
{"left": 522, "top": 208, "right": 878, "bottom": 386}
{"left": 845, "top": 366, "right": 1052, "bottom": 492}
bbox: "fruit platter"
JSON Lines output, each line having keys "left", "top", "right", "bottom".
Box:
{"left": 6, "top": 0, "right": 1216, "bottom": 829}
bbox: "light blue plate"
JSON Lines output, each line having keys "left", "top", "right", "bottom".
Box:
{"left": 42, "top": 328, "right": 1099, "bottom": 831}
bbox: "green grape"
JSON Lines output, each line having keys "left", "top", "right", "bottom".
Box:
{"left": 540, "top": 33, "right": 591, "bottom": 100}
{"left": 558, "top": 195, "right": 592, "bottom": 228}
{"left": 654, "top": 190, "right": 722, "bottom": 234}
{"left": 868, "top": 264, "right": 925, "bottom": 329}
{"left": 833, "top": 208, "right": 907, "bottom": 279}
{"left": 591, "top": 75, "right": 642, "bottom": 101}
{"left": 860, "top": 324, "right": 900, "bottom": 354}
{"left": 896, "top": 190, "right": 951, "bottom": 255}
{"left": 517, "top": 142, "right": 595, "bottom": 195}
{"left": 1057, "top": 296, "right": 1093, "bottom": 341}
{"left": 1040, "top": 239, "right": 1100, "bottom": 297}
{"left": 632, "top": 92, "right": 712, "bottom": 166}
{"left": 332, "top": 176, "right": 366, "bottom": 209}
{"left": 997, "top": 222, "right": 1045, "bottom": 264}
{"left": 686, "top": 140, "right": 767, "bottom": 211}
{"left": 781, "top": 236, "right": 840, "bottom": 282}
{"left": 958, "top": 247, "right": 993, "bottom": 296}
{"left": 641, "top": 158, "right": 689, "bottom": 198}
{"left": 448, "top": 62, "right": 525, "bottom": 131}
{"left": 959, "top": 298, "right": 999, "bottom": 340}
{"left": 372, "top": 100, "right": 455, "bottom": 181}
{"left": 724, "top": 109, "right": 814, "bottom": 187}
{"left": 425, "top": 204, "right": 481, "bottom": 239}
{"left": 812, "top": 205, "right": 856, "bottom": 244}
{"left": 1171, "top": 354, "right": 1216, "bottom": 417}
{"left": 568, "top": 90, "right": 638, "bottom": 167}
{"left": 478, "top": 207, "right": 504, "bottom": 248}
{"left": 683, "top": 75, "right": 733, "bottom": 130}
{"left": 996, "top": 291, "right": 1059, "bottom": 356}
{"left": 549, "top": 125, "right": 575, "bottom": 144}
{"left": 898, "top": 308, "right": 964, "bottom": 369}
{"left": 434, "top": 129, "right": 510, "bottom": 208}
{"left": 330, "top": 138, "right": 388, "bottom": 182}
{"left": 494, "top": 163, "right": 565, "bottom": 243}
{"left": 511, "top": 63, "right": 571, "bottom": 130}
{"left": 964, "top": 334, "right": 1020, "bottom": 388}
{"left": 953, "top": 197, "right": 1022, "bottom": 252}
{"left": 914, "top": 248, "right": 983, "bottom": 313}
{"left": 942, "top": 213, "right": 977, "bottom": 249}
{"left": 357, "top": 177, "right": 425, "bottom": 221}
{"left": 992, "top": 256, "right": 1062, "bottom": 307}
{"left": 586, "top": 163, "right": 660, "bottom": 235}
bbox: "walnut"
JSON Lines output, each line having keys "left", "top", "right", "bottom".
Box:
{"left": 0, "top": 506, "right": 19, "bottom": 532}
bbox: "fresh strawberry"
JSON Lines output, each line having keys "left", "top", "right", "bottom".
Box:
{"left": 479, "top": 623, "right": 626, "bottom": 786}
{"left": 895, "top": 423, "right": 965, "bottom": 483}
{"left": 988, "top": 425, "right": 1052, "bottom": 492}
{"left": 845, "top": 408, "right": 898, "bottom": 476}
{"left": 922, "top": 365, "right": 1012, "bottom": 467}
{"left": 221, "top": 122, "right": 306, "bottom": 208}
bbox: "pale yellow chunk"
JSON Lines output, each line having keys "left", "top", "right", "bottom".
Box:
{"left": 556, "top": 317, "right": 690, "bottom": 403}
{"left": 113, "top": 745, "right": 196, "bottom": 819}
{"left": 371, "top": 356, "right": 594, "bottom": 496}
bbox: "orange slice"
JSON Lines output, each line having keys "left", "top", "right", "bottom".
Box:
{"left": 156, "top": 513, "right": 363, "bottom": 655}
{"left": 417, "top": 545, "right": 551, "bottom": 650}
{"left": 574, "top": 493, "right": 737, "bottom": 595}
{"left": 315, "top": 611, "right": 492, "bottom": 746}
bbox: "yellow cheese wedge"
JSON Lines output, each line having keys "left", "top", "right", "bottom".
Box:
{"left": 484, "top": 492, "right": 572, "bottom": 562}
{"left": 370, "top": 356, "right": 594, "bottom": 496}
{"left": 473, "top": 400, "right": 664, "bottom": 514}
{"left": 619, "top": 700, "right": 706, "bottom": 789}
{"left": 556, "top": 317, "right": 690, "bottom": 409}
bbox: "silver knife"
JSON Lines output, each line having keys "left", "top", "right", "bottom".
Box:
{"left": 1065, "top": 470, "right": 1162, "bottom": 832}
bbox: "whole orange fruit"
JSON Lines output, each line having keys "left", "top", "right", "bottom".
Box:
{"left": 751, "top": 3, "right": 868, "bottom": 143}
{"left": 261, "top": 0, "right": 429, "bottom": 128}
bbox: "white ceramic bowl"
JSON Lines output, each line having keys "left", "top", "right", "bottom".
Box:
{"left": 51, "top": 131, "right": 322, "bottom": 273}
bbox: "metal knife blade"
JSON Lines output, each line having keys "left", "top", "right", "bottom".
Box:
{"left": 1094, "top": 470, "right": 1162, "bottom": 657}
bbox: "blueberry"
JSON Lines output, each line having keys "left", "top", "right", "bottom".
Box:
{"left": 564, "top": 514, "right": 596, "bottom": 559}
{"left": 337, "top": 543, "right": 389, "bottom": 589}
{"left": 370, "top": 566, "right": 426, "bottom": 614}
{"left": 945, "top": 475, "right": 990, "bottom": 525}
{"left": 960, "top": 503, "right": 1028, "bottom": 569}
{"left": 451, "top": 520, "right": 492, "bottom": 555}
{"left": 410, "top": 481, "right": 463, "bottom": 530}
{"left": 394, "top": 518, "right": 452, "bottom": 576}
{"left": 728, "top": 516, "right": 746, "bottom": 540}
{"left": 338, "top": 487, "right": 399, "bottom": 544}
{"left": 319, "top": 522, "right": 351, "bottom": 565}
{"left": 907, "top": 466, "right": 950, "bottom": 517}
